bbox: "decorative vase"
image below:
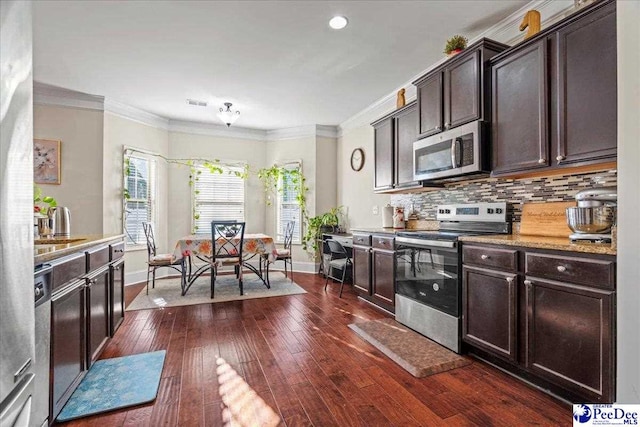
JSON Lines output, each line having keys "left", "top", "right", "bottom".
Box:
{"left": 448, "top": 48, "right": 464, "bottom": 57}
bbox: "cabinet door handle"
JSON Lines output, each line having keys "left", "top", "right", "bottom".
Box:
{"left": 505, "top": 277, "right": 514, "bottom": 284}
{"left": 435, "top": 125, "right": 442, "bottom": 131}
{"left": 114, "top": 249, "right": 124, "bottom": 253}
{"left": 86, "top": 278, "right": 97, "bottom": 288}
{"left": 538, "top": 158, "right": 546, "bottom": 164}
{"left": 556, "top": 155, "right": 565, "bottom": 162}
{"left": 114, "top": 266, "right": 120, "bottom": 271}
{"left": 481, "top": 254, "right": 489, "bottom": 260}
{"left": 444, "top": 122, "right": 451, "bottom": 129}
{"left": 524, "top": 279, "right": 532, "bottom": 286}
{"left": 556, "top": 265, "right": 567, "bottom": 272}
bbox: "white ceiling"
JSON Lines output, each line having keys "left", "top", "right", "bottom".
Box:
{"left": 33, "top": 1, "right": 527, "bottom": 130}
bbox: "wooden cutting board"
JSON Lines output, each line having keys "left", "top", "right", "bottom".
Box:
{"left": 520, "top": 201, "right": 576, "bottom": 238}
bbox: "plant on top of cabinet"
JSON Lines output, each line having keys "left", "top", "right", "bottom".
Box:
{"left": 444, "top": 34, "right": 468, "bottom": 56}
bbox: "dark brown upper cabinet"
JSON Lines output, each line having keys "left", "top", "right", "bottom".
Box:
{"left": 490, "top": 0, "right": 616, "bottom": 177}
{"left": 554, "top": 1, "right": 617, "bottom": 166}
{"left": 417, "top": 73, "right": 443, "bottom": 137}
{"left": 372, "top": 101, "right": 428, "bottom": 193}
{"left": 372, "top": 117, "right": 394, "bottom": 192}
{"left": 492, "top": 40, "right": 549, "bottom": 175}
{"left": 394, "top": 102, "right": 419, "bottom": 188}
{"left": 413, "top": 39, "right": 508, "bottom": 140}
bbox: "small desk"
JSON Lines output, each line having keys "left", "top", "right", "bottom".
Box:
{"left": 173, "top": 233, "right": 278, "bottom": 295}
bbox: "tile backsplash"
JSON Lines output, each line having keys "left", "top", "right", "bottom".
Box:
{"left": 391, "top": 168, "right": 617, "bottom": 223}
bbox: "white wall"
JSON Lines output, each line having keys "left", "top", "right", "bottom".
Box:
{"left": 34, "top": 104, "right": 104, "bottom": 234}
{"left": 103, "top": 112, "right": 170, "bottom": 280}
{"left": 616, "top": 0, "right": 640, "bottom": 404}
{"left": 167, "top": 131, "right": 267, "bottom": 249}
{"left": 337, "top": 125, "right": 390, "bottom": 231}
{"left": 316, "top": 136, "right": 338, "bottom": 216}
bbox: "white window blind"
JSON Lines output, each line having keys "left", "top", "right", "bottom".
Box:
{"left": 276, "top": 163, "right": 301, "bottom": 244}
{"left": 193, "top": 165, "right": 245, "bottom": 234}
{"left": 124, "top": 155, "right": 156, "bottom": 245}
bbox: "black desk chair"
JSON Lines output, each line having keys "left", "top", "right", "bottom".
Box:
{"left": 142, "top": 222, "right": 183, "bottom": 295}
{"left": 211, "top": 221, "right": 245, "bottom": 298}
{"left": 324, "top": 239, "right": 353, "bottom": 298}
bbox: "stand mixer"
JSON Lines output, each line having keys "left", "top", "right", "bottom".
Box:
{"left": 566, "top": 187, "right": 617, "bottom": 243}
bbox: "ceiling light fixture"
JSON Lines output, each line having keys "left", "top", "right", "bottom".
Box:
{"left": 217, "top": 102, "right": 240, "bottom": 127}
{"left": 329, "top": 16, "right": 348, "bottom": 30}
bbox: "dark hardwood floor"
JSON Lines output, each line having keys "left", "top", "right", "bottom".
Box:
{"left": 58, "top": 273, "right": 570, "bottom": 426}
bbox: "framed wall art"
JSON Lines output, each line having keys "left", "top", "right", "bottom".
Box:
{"left": 34, "top": 139, "right": 61, "bottom": 184}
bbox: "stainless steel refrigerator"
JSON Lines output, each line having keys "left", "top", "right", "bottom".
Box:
{"left": 0, "top": 1, "right": 36, "bottom": 426}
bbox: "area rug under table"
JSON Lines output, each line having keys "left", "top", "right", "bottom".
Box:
{"left": 349, "top": 318, "right": 471, "bottom": 378}
{"left": 127, "top": 272, "right": 306, "bottom": 311}
{"left": 56, "top": 350, "right": 166, "bottom": 422}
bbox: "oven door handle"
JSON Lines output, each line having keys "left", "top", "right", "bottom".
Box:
{"left": 396, "top": 237, "right": 456, "bottom": 248}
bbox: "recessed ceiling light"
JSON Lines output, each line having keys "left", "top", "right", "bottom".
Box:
{"left": 329, "top": 16, "right": 348, "bottom": 30}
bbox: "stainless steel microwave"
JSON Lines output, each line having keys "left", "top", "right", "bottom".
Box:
{"left": 413, "top": 120, "right": 487, "bottom": 182}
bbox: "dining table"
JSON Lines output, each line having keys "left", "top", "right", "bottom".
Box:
{"left": 172, "top": 233, "right": 278, "bottom": 295}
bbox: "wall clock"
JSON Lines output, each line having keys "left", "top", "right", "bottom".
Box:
{"left": 350, "top": 148, "right": 365, "bottom": 171}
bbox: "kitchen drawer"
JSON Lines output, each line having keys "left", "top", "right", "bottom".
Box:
{"left": 87, "top": 245, "right": 110, "bottom": 273}
{"left": 463, "top": 245, "right": 518, "bottom": 272}
{"left": 110, "top": 242, "right": 125, "bottom": 261}
{"left": 372, "top": 235, "right": 394, "bottom": 250}
{"left": 525, "top": 252, "right": 615, "bottom": 290}
{"left": 352, "top": 233, "right": 371, "bottom": 246}
{"left": 52, "top": 252, "right": 87, "bottom": 292}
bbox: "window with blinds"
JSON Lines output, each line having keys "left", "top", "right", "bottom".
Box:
{"left": 124, "top": 155, "right": 156, "bottom": 245}
{"left": 193, "top": 165, "right": 245, "bottom": 234}
{"left": 276, "top": 163, "right": 302, "bottom": 244}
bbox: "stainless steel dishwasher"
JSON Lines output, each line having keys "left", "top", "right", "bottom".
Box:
{"left": 32, "top": 265, "right": 52, "bottom": 427}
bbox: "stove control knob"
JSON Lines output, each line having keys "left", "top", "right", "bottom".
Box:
{"left": 445, "top": 209, "right": 451, "bottom": 214}
{"left": 438, "top": 209, "right": 444, "bottom": 214}
{"left": 496, "top": 208, "right": 503, "bottom": 214}
{"left": 487, "top": 208, "right": 494, "bottom": 214}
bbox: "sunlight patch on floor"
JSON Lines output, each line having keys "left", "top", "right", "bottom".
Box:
{"left": 216, "top": 357, "right": 280, "bottom": 427}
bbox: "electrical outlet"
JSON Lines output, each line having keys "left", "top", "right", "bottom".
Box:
{"left": 372, "top": 205, "right": 379, "bottom": 215}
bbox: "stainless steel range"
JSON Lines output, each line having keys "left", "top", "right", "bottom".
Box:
{"left": 394, "top": 202, "right": 510, "bottom": 353}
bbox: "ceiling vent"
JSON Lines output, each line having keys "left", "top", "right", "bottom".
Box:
{"left": 186, "top": 99, "right": 207, "bottom": 107}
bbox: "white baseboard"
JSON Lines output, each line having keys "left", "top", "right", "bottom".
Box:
{"left": 124, "top": 260, "right": 320, "bottom": 286}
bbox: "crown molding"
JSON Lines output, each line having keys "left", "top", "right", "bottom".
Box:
{"left": 337, "top": 0, "right": 575, "bottom": 137}
{"left": 104, "top": 98, "right": 169, "bottom": 130}
{"left": 266, "top": 124, "right": 338, "bottom": 141}
{"left": 34, "top": 81, "right": 105, "bottom": 111}
{"left": 168, "top": 119, "right": 268, "bottom": 141}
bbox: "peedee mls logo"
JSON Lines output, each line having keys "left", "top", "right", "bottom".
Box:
{"left": 573, "top": 404, "right": 640, "bottom": 426}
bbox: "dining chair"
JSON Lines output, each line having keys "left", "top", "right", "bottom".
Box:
{"left": 210, "top": 221, "right": 245, "bottom": 298}
{"left": 264, "top": 220, "right": 295, "bottom": 285}
{"left": 324, "top": 239, "right": 353, "bottom": 298}
{"left": 142, "top": 222, "right": 183, "bottom": 295}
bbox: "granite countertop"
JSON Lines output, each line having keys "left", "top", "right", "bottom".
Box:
{"left": 459, "top": 234, "right": 616, "bottom": 256}
{"left": 35, "top": 234, "right": 125, "bottom": 264}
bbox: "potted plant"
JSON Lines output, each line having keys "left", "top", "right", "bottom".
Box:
{"left": 444, "top": 35, "right": 468, "bottom": 57}
{"left": 302, "top": 207, "right": 343, "bottom": 255}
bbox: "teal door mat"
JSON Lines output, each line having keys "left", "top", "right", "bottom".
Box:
{"left": 57, "top": 350, "right": 166, "bottom": 422}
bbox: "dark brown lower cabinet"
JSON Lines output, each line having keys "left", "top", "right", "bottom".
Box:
{"left": 525, "top": 277, "right": 614, "bottom": 402}
{"left": 351, "top": 233, "right": 395, "bottom": 313}
{"left": 87, "top": 267, "right": 110, "bottom": 365}
{"left": 462, "top": 242, "right": 616, "bottom": 403}
{"left": 51, "top": 280, "right": 85, "bottom": 419}
{"left": 462, "top": 267, "right": 517, "bottom": 361}
{"left": 110, "top": 259, "right": 125, "bottom": 336}
{"left": 352, "top": 245, "right": 372, "bottom": 295}
{"left": 372, "top": 248, "right": 395, "bottom": 309}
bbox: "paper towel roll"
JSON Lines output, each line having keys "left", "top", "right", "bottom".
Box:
{"left": 382, "top": 205, "right": 394, "bottom": 228}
